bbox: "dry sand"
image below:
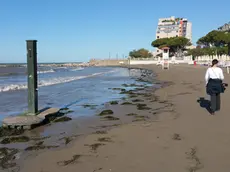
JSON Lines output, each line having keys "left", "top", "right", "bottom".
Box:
{"left": 19, "top": 64, "right": 230, "bottom": 172}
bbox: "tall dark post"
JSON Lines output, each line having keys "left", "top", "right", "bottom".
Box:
{"left": 26, "top": 40, "right": 38, "bottom": 114}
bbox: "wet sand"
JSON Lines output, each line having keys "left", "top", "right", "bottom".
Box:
{"left": 5, "top": 64, "right": 230, "bottom": 172}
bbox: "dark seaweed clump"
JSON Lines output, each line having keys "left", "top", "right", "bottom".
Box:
{"left": 126, "top": 113, "right": 138, "bottom": 116}
{"left": 102, "top": 116, "right": 120, "bottom": 121}
{"left": 97, "top": 137, "right": 113, "bottom": 142}
{"left": 57, "top": 155, "right": 82, "bottom": 166}
{"left": 1, "top": 136, "right": 30, "bottom": 144}
{"left": 85, "top": 143, "right": 105, "bottom": 152}
{"left": 132, "top": 99, "right": 144, "bottom": 103}
{"left": 137, "top": 104, "right": 151, "bottom": 110}
{"left": 0, "top": 127, "right": 24, "bottom": 138}
{"left": 121, "top": 102, "right": 133, "bottom": 105}
{"left": 98, "top": 110, "right": 114, "bottom": 116}
{"left": 133, "top": 115, "right": 149, "bottom": 122}
{"left": 25, "top": 145, "right": 58, "bottom": 151}
{"left": 53, "top": 116, "right": 72, "bottom": 123}
{"left": 0, "top": 147, "right": 18, "bottom": 169}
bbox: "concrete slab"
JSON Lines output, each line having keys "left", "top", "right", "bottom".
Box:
{"left": 2, "top": 107, "right": 60, "bottom": 130}
{"left": 2, "top": 116, "right": 43, "bottom": 129}
{"left": 37, "top": 108, "right": 60, "bottom": 119}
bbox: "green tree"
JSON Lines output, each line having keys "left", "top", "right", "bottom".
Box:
{"left": 151, "top": 37, "right": 190, "bottom": 56}
{"left": 197, "top": 30, "right": 230, "bottom": 47}
{"left": 197, "top": 30, "right": 230, "bottom": 55}
{"left": 129, "top": 48, "right": 153, "bottom": 58}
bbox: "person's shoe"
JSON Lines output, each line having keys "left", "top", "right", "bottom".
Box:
{"left": 211, "top": 111, "right": 215, "bottom": 115}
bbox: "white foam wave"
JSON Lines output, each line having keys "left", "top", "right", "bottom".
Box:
{"left": 37, "top": 69, "right": 55, "bottom": 74}
{"left": 71, "top": 67, "right": 84, "bottom": 71}
{"left": 0, "top": 70, "right": 115, "bottom": 93}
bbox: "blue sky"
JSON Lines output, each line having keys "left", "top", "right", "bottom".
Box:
{"left": 0, "top": 0, "right": 230, "bottom": 63}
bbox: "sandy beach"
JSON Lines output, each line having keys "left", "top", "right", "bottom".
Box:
{"left": 5, "top": 64, "right": 230, "bottom": 172}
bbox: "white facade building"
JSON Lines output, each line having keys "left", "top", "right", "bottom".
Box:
{"left": 155, "top": 16, "right": 193, "bottom": 54}
{"left": 156, "top": 16, "right": 192, "bottom": 42}
{"left": 185, "top": 22, "right": 192, "bottom": 41}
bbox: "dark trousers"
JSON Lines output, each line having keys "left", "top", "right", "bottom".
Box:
{"left": 210, "top": 93, "right": 221, "bottom": 112}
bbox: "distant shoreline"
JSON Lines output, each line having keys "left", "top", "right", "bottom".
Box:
{"left": 0, "top": 62, "right": 89, "bottom": 68}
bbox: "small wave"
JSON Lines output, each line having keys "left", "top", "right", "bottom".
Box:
{"left": 71, "top": 67, "right": 84, "bottom": 71}
{"left": 0, "top": 70, "right": 115, "bottom": 93}
{"left": 37, "top": 69, "right": 55, "bottom": 74}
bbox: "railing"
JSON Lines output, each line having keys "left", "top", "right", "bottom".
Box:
{"left": 195, "top": 55, "right": 230, "bottom": 62}
{"left": 129, "top": 56, "right": 193, "bottom": 65}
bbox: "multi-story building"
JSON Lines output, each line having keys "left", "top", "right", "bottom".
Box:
{"left": 156, "top": 16, "right": 192, "bottom": 41}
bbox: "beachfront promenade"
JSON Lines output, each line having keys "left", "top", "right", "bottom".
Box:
{"left": 89, "top": 55, "right": 230, "bottom": 66}
{"left": 20, "top": 64, "right": 230, "bottom": 172}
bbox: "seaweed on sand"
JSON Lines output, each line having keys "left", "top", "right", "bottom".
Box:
{"left": 186, "top": 147, "right": 203, "bottom": 172}
{"left": 172, "top": 133, "right": 182, "bottom": 141}
{"left": 132, "top": 115, "right": 149, "bottom": 122}
{"left": 53, "top": 116, "right": 72, "bottom": 123}
{"left": 0, "top": 147, "right": 18, "bottom": 169}
{"left": 25, "top": 145, "right": 58, "bottom": 151}
{"left": 132, "top": 99, "right": 144, "bottom": 102}
{"left": 129, "top": 94, "right": 138, "bottom": 98}
{"left": 126, "top": 113, "right": 138, "bottom": 116}
{"left": 57, "top": 155, "right": 82, "bottom": 166}
{"left": 25, "top": 141, "right": 59, "bottom": 151}
{"left": 0, "top": 136, "right": 30, "bottom": 144}
{"left": 30, "top": 136, "right": 51, "bottom": 141}
{"left": 101, "top": 116, "right": 120, "bottom": 121}
{"left": 136, "top": 104, "right": 151, "bottom": 110}
{"left": 93, "top": 130, "right": 108, "bottom": 134}
{"left": 85, "top": 143, "right": 105, "bottom": 152}
{"left": 98, "top": 110, "right": 114, "bottom": 116}
{"left": 97, "top": 137, "right": 113, "bottom": 142}
{"left": 121, "top": 102, "right": 133, "bottom": 105}
{"left": 35, "top": 141, "right": 44, "bottom": 146}
{"left": 0, "top": 127, "right": 24, "bottom": 138}
{"left": 59, "top": 137, "right": 72, "bottom": 145}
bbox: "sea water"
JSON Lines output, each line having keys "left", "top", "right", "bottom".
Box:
{"left": 0, "top": 66, "right": 151, "bottom": 122}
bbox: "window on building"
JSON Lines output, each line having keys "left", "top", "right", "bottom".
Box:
{"left": 157, "top": 36, "right": 160, "bottom": 39}
{"left": 176, "top": 35, "right": 178, "bottom": 37}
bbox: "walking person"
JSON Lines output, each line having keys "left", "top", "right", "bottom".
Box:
{"left": 205, "top": 59, "right": 225, "bottom": 115}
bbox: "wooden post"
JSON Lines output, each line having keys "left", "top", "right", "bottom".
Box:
{"left": 26, "top": 40, "right": 38, "bottom": 114}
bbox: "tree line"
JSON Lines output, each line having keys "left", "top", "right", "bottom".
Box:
{"left": 129, "top": 37, "right": 191, "bottom": 58}
{"left": 188, "top": 30, "right": 230, "bottom": 57}
{"left": 129, "top": 29, "right": 230, "bottom": 59}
